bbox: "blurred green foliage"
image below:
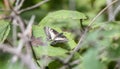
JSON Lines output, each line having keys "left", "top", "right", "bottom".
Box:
{"left": 0, "top": 0, "right": 120, "bottom": 69}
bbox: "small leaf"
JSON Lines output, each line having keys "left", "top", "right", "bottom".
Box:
{"left": 0, "top": 20, "right": 10, "bottom": 43}
{"left": 48, "top": 60, "right": 62, "bottom": 69}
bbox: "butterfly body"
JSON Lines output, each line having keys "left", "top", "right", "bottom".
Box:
{"left": 44, "top": 26, "right": 68, "bottom": 45}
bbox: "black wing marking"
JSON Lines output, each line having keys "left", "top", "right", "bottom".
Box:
{"left": 54, "top": 33, "right": 68, "bottom": 42}
{"left": 44, "top": 26, "right": 68, "bottom": 44}
{"left": 44, "top": 26, "right": 59, "bottom": 40}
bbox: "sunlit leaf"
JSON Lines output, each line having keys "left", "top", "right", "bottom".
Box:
{"left": 39, "top": 10, "right": 87, "bottom": 28}
{"left": 0, "top": 20, "right": 10, "bottom": 43}
{"left": 33, "top": 46, "right": 68, "bottom": 57}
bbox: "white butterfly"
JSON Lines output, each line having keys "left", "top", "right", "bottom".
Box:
{"left": 44, "top": 26, "right": 68, "bottom": 45}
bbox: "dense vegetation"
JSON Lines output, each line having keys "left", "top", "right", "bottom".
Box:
{"left": 0, "top": 0, "right": 120, "bottom": 69}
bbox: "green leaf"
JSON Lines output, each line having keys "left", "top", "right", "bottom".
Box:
{"left": 80, "top": 48, "right": 105, "bottom": 69}
{"left": 5, "top": 61, "right": 26, "bottom": 69}
{"left": 32, "top": 25, "right": 77, "bottom": 50}
{"left": 107, "top": 33, "right": 120, "bottom": 60}
{"left": 0, "top": 20, "right": 10, "bottom": 43}
{"left": 33, "top": 46, "right": 68, "bottom": 57}
{"left": 32, "top": 10, "right": 86, "bottom": 48}
{"left": 39, "top": 10, "right": 87, "bottom": 28}
{"left": 32, "top": 25, "right": 45, "bottom": 38}
{"left": 107, "top": 45, "right": 120, "bottom": 60}
{"left": 0, "top": 52, "right": 11, "bottom": 69}
{"left": 45, "top": 10, "right": 87, "bottom": 20}
{"left": 48, "top": 60, "right": 62, "bottom": 69}
{"left": 65, "top": 32, "right": 77, "bottom": 49}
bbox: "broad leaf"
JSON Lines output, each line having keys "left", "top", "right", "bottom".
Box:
{"left": 33, "top": 46, "right": 68, "bottom": 57}
{"left": 39, "top": 10, "right": 87, "bottom": 28}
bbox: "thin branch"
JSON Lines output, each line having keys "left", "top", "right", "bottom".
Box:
{"left": 15, "top": 0, "right": 20, "bottom": 6}
{"left": 69, "top": 59, "right": 81, "bottom": 66}
{"left": 19, "top": 0, "right": 49, "bottom": 13}
{"left": 24, "top": 15, "right": 35, "bottom": 54}
{"left": 0, "top": 44, "right": 20, "bottom": 56}
{"left": 10, "top": 10, "right": 25, "bottom": 32}
{"left": 59, "top": 66, "right": 68, "bottom": 69}
{"left": 25, "top": 15, "right": 35, "bottom": 37}
{"left": 12, "top": 15, "right": 35, "bottom": 62}
{"left": 114, "top": 5, "right": 120, "bottom": 17}
{"left": 15, "top": 0, "right": 25, "bottom": 10}
{"left": 3, "top": 0, "right": 10, "bottom": 10}
{"left": 106, "top": 0, "right": 115, "bottom": 21}
{"left": 88, "top": 0, "right": 118, "bottom": 26}
{"left": 12, "top": 20, "right": 17, "bottom": 46}
{"left": 21, "top": 54, "right": 38, "bottom": 69}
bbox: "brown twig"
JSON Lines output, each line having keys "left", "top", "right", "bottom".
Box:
{"left": 19, "top": 0, "right": 49, "bottom": 13}
{"left": 0, "top": 44, "right": 21, "bottom": 56}
{"left": 3, "top": 0, "right": 10, "bottom": 10}
{"left": 69, "top": 59, "right": 81, "bottom": 66}
{"left": 15, "top": 0, "right": 25, "bottom": 10}
{"left": 12, "top": 21, "right": 17, "bottom": 46}
{"left": 15, "top": 0, "right": 20, "bottom": 6}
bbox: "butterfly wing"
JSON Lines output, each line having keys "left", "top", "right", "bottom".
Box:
{"left": 44, "top": 26, "right": 59, "bottom": 40}
{"left": 44, "top": 26, "right": 68, "bottom": 45}
{"left": 54, "top": 33, "right": 68, "bottom": 43}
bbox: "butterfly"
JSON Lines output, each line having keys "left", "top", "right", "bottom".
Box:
{"left": 44, "top": 26, "right": 68, "bottom": 45}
